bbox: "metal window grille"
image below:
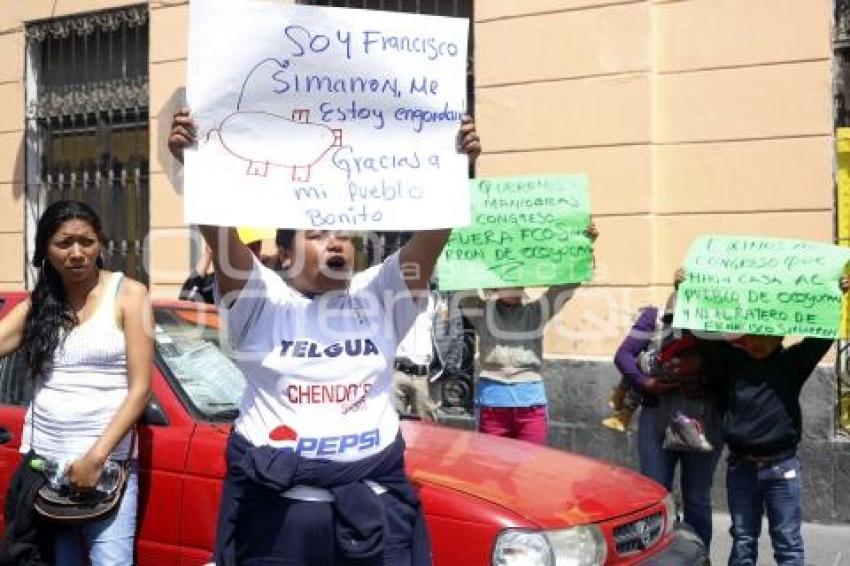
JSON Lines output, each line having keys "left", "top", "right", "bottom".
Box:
{"left": 0, "top": 352, "right": 33, "bottom": 407}
{"left": 838, "top": 0, "right": 850, "bottom": 48}
{"left": 24, "top": 5, "right": 150, "bottom": 284}
{"left": 301, "top": 0, "right": 474, "bottom": 262}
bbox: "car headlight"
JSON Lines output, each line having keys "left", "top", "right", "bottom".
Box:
{"left": 492, "top": 530, "right": 553, "bottom": 566}
{"left": 548, "top": 526, "right": 607, "bottom": 566}
{"left": 493, "top": 526, "right": 607, "bottom": 566}
{"left": 663, "top": 493, "right": 677, "bottom": 535}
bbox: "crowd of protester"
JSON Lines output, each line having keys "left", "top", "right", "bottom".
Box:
{"left": 0, "top": 87, "right": 842, "bottom": 566}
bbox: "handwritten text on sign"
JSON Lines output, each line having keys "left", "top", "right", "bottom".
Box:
{"left": 673, "top": 235, "right": 850, "bottom": 338}
{"left": 437, "top": 175, "right": 593, "bottom": 291}
{"left": 184, "top": 2, "right": 469, "bottom": 229}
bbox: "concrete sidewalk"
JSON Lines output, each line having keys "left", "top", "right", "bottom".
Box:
{"left": 709, "top": 513, "right": 850, "bottom": 565}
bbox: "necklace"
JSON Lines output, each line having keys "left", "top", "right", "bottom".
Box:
{"left": 67, "top": 272, "right": 102, "bottom": 320}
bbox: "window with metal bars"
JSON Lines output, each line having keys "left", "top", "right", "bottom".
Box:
{"left": 24, "top": 5, "right": 150, "bottom": 284}
{"left": 301, "top": 0, "right": 473, "bottom": 262}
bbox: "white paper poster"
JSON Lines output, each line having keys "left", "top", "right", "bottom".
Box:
{"left": 184, "top": 0, "right": 470, "bottom": 230}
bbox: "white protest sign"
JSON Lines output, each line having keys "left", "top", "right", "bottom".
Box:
{"left": 185, "top": 0, "right": 470, "bottom": 230}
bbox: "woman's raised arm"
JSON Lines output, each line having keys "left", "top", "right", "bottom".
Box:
{"left": 168, "top": 108, "right": 254, "bottom": 301}
{"left": 399, "top": 116, "right": 481, "bottom": 293}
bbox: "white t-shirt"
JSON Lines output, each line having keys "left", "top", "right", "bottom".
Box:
{"left": 395, "top": 292, "right": 436, "bottom": 367}
{"left": 220, "top": 253, "right": 419, "bottom": 462}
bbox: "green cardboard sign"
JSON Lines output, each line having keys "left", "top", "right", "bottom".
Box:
{"left": 673, "top": 235, "right": 850, "bottom": 338}
{"left": 437, "top": 174, "right": 592, "bottom": 291}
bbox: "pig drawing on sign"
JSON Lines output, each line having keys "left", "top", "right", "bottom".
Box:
{"left": 211, "top": 110, "right": 342, "bottom": 180}
{"left": 204, "top": 58, "right": 344, "bottom": 182}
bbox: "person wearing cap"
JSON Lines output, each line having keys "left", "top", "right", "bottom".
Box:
{"left": 236, "top": 227, "right": 276, "bottom": 263}
{"left": 180, "top": 228, "right": 275, "bottom": 304}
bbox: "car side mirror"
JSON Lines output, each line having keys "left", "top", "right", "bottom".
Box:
{"left": 140, "top": 397, "right": 169, "bottom": 426}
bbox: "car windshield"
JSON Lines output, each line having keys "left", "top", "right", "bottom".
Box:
{"left": 153, "top": 306, "right": 245, "bottom": 421}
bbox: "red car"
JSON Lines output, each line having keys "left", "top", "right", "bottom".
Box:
{"left": 0, "top": 293, "right": 707, "bottom": 565}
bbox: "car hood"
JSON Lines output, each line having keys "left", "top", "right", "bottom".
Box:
{"left": 402, "top": 421, "right": 666, "bottom": 529}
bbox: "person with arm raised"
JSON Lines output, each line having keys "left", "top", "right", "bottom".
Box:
{"left": 168, "top": 108, "right": 481, "bottom": 566}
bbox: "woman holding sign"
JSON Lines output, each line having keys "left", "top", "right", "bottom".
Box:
{"left": 459, "top": 223, "right": 598, "bottom": 445}
{"left": 169, "top": 109, "right": 480, "bottom": 565}
{"left": 697, "top": 274, "right": 850, "bottom": 566}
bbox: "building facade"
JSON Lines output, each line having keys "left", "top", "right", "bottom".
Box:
{"left": 1, "top": 0, "right": 848, "bottom": 520}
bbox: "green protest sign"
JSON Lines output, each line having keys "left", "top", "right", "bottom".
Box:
{"left": 437, "top": 174, "right": 592, "bottom": 291}
{"left": 673, "top": 235, "right": 850, "bottom": 338}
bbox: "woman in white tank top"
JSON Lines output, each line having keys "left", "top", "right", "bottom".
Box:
{"left": 0, "top": 200, "right": 152, "bottom": 565}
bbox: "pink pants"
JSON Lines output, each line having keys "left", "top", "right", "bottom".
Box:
{"left": 477, "top": 405, "right": 548, "bottom": 444}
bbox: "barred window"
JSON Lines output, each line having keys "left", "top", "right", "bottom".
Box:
{"left": 25, "top": 5, "right": 150, "bottom": 284}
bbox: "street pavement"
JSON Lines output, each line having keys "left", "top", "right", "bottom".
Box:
{"left": 709, "top": 513, "right": 850, "bottom": 565}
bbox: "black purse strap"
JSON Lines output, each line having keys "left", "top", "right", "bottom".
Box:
{"left": 124, "top": 427, "right": 137, "bottom": 470}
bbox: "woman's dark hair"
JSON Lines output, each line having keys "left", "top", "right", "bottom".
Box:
{"left": 275, "top": 229, "right": 295, "bottom": 250}
{"left": 22, "top": 200, "right": 105, "bottom": 379}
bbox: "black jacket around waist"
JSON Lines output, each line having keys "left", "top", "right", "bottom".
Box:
{"left": 707, "top": 338, "right": 832, "bottom": 457}
{"left": 0, "top": 452, "right": 54, "bottom": 566}
{"left": 215, "top": 431, "right": 431, "bottom": 566}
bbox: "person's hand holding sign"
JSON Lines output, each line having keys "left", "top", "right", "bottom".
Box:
{"left": 166, "top": 108, "right": 483, "bottom": 297}
{"left": 674, "top": 268, "right": 686, "bottom": 290}
{"left": 586, "top": 221, "right": 600, "bottom": 266}
{"left": 169, "top": 108, "right": 481, "bottom": 170}
{"left": 168, "top": 107, "right": 196, "bottom": 164}
{"left": 457, "top": 115, "right": 481, "bottom": 165}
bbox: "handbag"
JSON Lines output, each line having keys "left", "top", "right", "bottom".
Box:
{"left": 32, "top": 430, "right": 135, "bottom": 524}
{"left": 649, "top": 325, "right": 718, "bottom": 453}
{"left": 659, "top": 395, "right": 715, "bottom": 453}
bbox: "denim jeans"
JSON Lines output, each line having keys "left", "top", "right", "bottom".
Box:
{"left": 54, "top": 462, "right": 138, "bottom": 566}
{"left": 726, "top": 454, "right": 803, "bottom": 566}
{"left": 637, "top": 405, "right": 720, "bottom": 548}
